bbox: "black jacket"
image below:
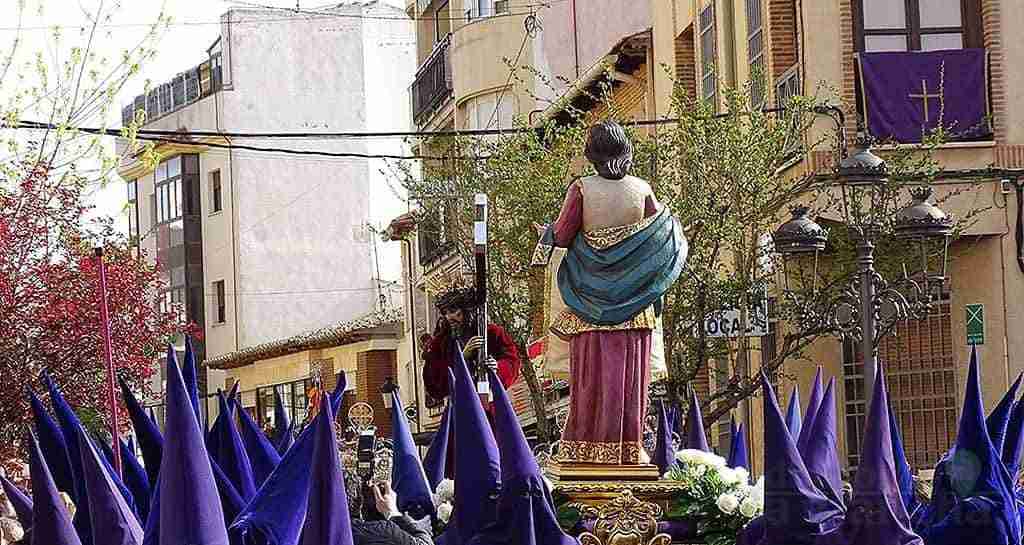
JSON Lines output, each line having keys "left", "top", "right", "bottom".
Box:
{"left": 352, "top": 514, "right": 433, "bottom": 545}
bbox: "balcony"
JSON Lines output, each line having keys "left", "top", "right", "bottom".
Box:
{"left": 121, "top": 52, "right": 223, "bottom": 127}
{"left": 412, "top": 34, "right": 453, "bottom": 124}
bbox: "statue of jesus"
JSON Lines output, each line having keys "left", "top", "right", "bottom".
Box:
{"left": 533, "top": 121, "right": 687, "bottom": 471}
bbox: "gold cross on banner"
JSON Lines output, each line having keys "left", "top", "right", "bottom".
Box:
{"left": 908, "top": 79, "right": 941, "bottom": 123}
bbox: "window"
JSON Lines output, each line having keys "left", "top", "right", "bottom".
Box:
{"left": 854, "top": 0, "right": 983, "bottom": 52}
{"left": 256, "top": 378, "right": 314, "bottom": 427}
{"left": 155, "top": 156, "right": 184, "bottom": 224}
{"left": 210, "top": 170, "right": 223, "bottom": 213}
{"left": 127, "top": 180, "right": 140, "bottom": 244}
{"left": 435, "top": 0, "right": 451, "bottom": 44}
{"left": 214, "top": 280, "right": 226, "bottom": 324}
{"left": 746, "top": 0, "right": 765, "bottom": 107}
{"left": 699, "top": 3, "right": 718, "bottom": 105}
{"left": 465, "top": 0, "right": 507, "bottom": 20}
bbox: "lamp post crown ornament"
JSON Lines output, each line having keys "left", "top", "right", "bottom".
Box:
{"left": 773, "top": 205, "right": 829, "bottom": 255}
{"left": 895, "top": 186, "right": 954, "bottom": 239}
{"left": 837, "top": 135, "right": 888, "bottom": 184}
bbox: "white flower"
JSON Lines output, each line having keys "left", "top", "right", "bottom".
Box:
{"left": 436, "top": 479, "right": 455, "bottom": 502}
{"left": 674, "top": 449, "right": 726, "bottom": 468}
{"left": 716, "top": 493, "right": 740, "bottom": 514}
{"left": 719, "top": 466, "right": 749, "bottom": 486}
{"left": 739, "top": 497, "right": 761, "bottom": 518}
{"left": 437, "top": 502, "right": 453, "bottom": 523}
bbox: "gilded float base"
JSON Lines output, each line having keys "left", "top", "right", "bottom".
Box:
{"left": 551, "top": 462, "right": 662, "bottom": 482}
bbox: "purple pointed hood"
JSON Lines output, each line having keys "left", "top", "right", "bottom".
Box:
{"left": 116, "top": 439, "right": 151, "bottom": 525}
{"left": 986, "top": 372, "right": 1023, "bottom": 455}
{"left": 465, "top": 368, "right": 576, "bottom": 545}
{"left": 423, "top": 391, "right": 452, "bottom": 491}
{"left": 77, "top": 427, "right": 143, "bottom": 545}
{"left": 230, "top": 409, "right": 318, "bottom": 545}
{"left": 27, "top": 432, "right": 82, "bottom": 545}
{"left": 727, "top": 423, "right": 749, "bottom": 471}
{"left": 786, "top": 385, "right": 802, "bottom": 440}
{"left": 449, "top": 342, "right": 501, "bottom": 545}
{"left": 1002, "top": 394, "right": 1024, "bottom": 478}
{"left": 27, "top": 389, "right": 75, "bottom": 504}
{"left": 235, "top": 396, "right": 282, "bottom": 486}
{"left": 739, "top": 374, "right": 841, "bottom": 545}
{"left": 797, "top": 367, "right": 824, "bottom": 453}
{"left": 182, "top": 338, "right": 202, "bottom": 423}
{"left": 684, "top": 388, "right": 710, "bottom": 453}
{"left": 209, "top": 393, "right": 257, "bottom": 501}
{"left": 652, "top": 400, "right": 675, "bottom": 474}
{"left": 329, "top": 371, "right": 347, "bottom": 419}
{"left": 158, "top": 352, "right": 228, "bottom": 545}
{"left": 45, "top": 373, "right": 137, "bottom": 544}
{"left": 118, "top": 378, "right": 163, "bottom": 488}
{"left": 888, "top": 400, "right": 917, "bottom": 517}
{"left": 1, "top": 473, "right": 32, "bottom": 531}
{"left": 390, "top": 389, "right": 435, "bottom": 519}
{"left": 272, "top": 387, "right": 291, "bottom": 453}
{"left": 300, "top": 395, "right": 354, "bottom": 545}
{"left": 821, "top": 361, "right": 922, "bottom": 545}
{"left": 802, "top": 377, "right": 844, "bottom": 507}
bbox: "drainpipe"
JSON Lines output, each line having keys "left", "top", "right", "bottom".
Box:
{"left": 401, "top": 237, "right": 423, "bottom": 433}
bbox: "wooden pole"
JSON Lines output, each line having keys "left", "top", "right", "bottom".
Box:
{"left": 95, "top": 246, "right": 122, "bottom": 476}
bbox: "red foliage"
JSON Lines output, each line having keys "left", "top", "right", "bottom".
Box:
{"left": 0, "top": 165, "right": 187, "bottom": 464}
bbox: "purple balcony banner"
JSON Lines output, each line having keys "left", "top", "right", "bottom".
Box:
{"left": 859, "top": 48, "right": 990, "bottom": 143}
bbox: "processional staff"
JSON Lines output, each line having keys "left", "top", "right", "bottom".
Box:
{"left": 473, "top": 193, "right": 492, "bottom": 403}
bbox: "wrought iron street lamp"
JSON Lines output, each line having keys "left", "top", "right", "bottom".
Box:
{"left": 773, "top": 140, "right": 953, "bottom": 392}
{"left": 380, "top": 377, "right": 398, "bottom": 410}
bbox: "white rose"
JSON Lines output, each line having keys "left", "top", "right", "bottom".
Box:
{"left": 716, "top": 493, "right": 740, "bottom": 515}
{"left": 693, "top": 464, "right": 707, "bottom": 476}
{"left": 436, "top": 479, "right": 456, "bottom": 502}
{"left": 739, "top": 497, "right": 760, "bottom": 518}
{"left": 437, "top": 502, "right": 453, "bottom": 523}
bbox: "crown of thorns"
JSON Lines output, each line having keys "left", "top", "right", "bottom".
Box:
{"left": 425, "top": 270, "right": 480, "bottom": 310}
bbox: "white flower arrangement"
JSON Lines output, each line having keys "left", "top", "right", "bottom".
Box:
{"left": 435, "top": 479, "right": 455, "bottom": 504}
{"left": 664, "top": 451, "right": 764, "bottom": 543}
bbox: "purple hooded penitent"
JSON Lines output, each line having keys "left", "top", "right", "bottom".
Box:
{"left": 797, "top": 367, "right": 824, "bottom": 454}
{"left": 272, "top": 387, "right": 292, "bottom": 455}
{"left": 27, "top": 389, "right": 75, "bottom": 505}
{"left": 786, "top": 385, "right": 802, "bottom": 440}
{"left": 27, "top": 432, "right": 82, "bottom": 545}
{"left": 77, "top": 427, "right": 143, "bottom": 545}
{"left": 329, "top": 371, "right": 347, "bottom": 420}
{"left": 1002, "top": 395, "right": 1024, "bottom": 478}
{"left": 119, "top": 378, "right": 163, "bottom": 489}
{"left": 209, "top": 393, "right": 258, "bottom": 501}
{"left": 182, "top": 337, "right": 202, "bottom": 423}
{"left": 447, "top": 342, "right": 502, "bottom": 545}
{"left": 423, "top": 393, "right": 451, "bottom": 491}
{"left": 158, "top": 352, "right": 228, "bottom": 545}
{"left": 737, "top": 374, "right": 841, "bottom": 545}
{"left": 985, "top": 372, "right": 1023, "bottom": 455}
{"left": 888, "top": 400, "right": 918, "bottom": 518}
{"left": 235, "top": 395, "right": 282, "bottom": 486}
{"left": 684, "top": 388, "right": 710, "bottom": 453}
{"left": 652, "top": 400, "right": 675, "bottom": 475}
{"left": 465, "top": 368, "right": 576, "bottom": 545}
{"left": 727, "top": 423, "right": 749, "bottom": 471}
{"left": 918, "top": 345, "right": 1021, "bottom": 545}
{"left": 817, "top": 361, "right": 922, "bottom": 545}
{"left": 802, "top": 377, "right": 844, "bottom": 508}
{"left": 300, "top": 395, "right": 354, "bottom": 545}
{"left": 390, "top": 389, "right": 435, "bottom": 519}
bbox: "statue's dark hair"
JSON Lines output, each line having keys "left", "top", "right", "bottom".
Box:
{"left": 584, "top": 121, "right": 633, "bottom": 180}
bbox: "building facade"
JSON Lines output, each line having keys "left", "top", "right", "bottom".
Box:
{"left": 117, "top": 3, "right": 415, "bottom": 425}
{"left": 648, "top": 0, "right": 1024, "bottom": 475}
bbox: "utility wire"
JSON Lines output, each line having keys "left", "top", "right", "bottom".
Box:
{"left": 0, "top": 1, "right": 564, "bottom": 31}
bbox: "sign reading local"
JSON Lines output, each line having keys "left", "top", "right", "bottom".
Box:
{"left": 966, "top": 303, "right": 984, "bottom": 345}
{"left": 703, "top": 291, "right": 770, "bottom": 338}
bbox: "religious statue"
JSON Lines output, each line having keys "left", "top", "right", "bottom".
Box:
{"left": 533, "top": 121, "right": 687, "bottom": 473}
{"left": 422, "top": 270, "right": 521, "bottom": 404}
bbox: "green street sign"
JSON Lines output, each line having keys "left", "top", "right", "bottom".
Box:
{"left": 966, "top": 304, "right": 984, "bottom": 345}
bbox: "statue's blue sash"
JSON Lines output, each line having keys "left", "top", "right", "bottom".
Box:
{"left": 556, "top": 208, "right": 687, "bottom": 326}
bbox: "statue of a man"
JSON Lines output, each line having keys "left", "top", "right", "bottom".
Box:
{"left": 533, "top": 121, "right": 687, "bottom": 469}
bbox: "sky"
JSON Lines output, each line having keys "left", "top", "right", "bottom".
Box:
{"left": 0, "top": 0, "right": 406, "bottom": 231}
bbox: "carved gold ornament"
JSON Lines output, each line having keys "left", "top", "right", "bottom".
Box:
{"left": 573, "top": 490, "right": 672, "bottom": 545}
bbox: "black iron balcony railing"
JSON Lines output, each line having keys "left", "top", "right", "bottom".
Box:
{"left": 412, "top": 34, "right": 453, "bottom": 123}
{"left": 121, "top": 53, "right": 223, "bottom": 127}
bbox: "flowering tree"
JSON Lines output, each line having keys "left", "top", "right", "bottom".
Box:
{"left": 0, "top": 165, "right": 188, "bottom": 465}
